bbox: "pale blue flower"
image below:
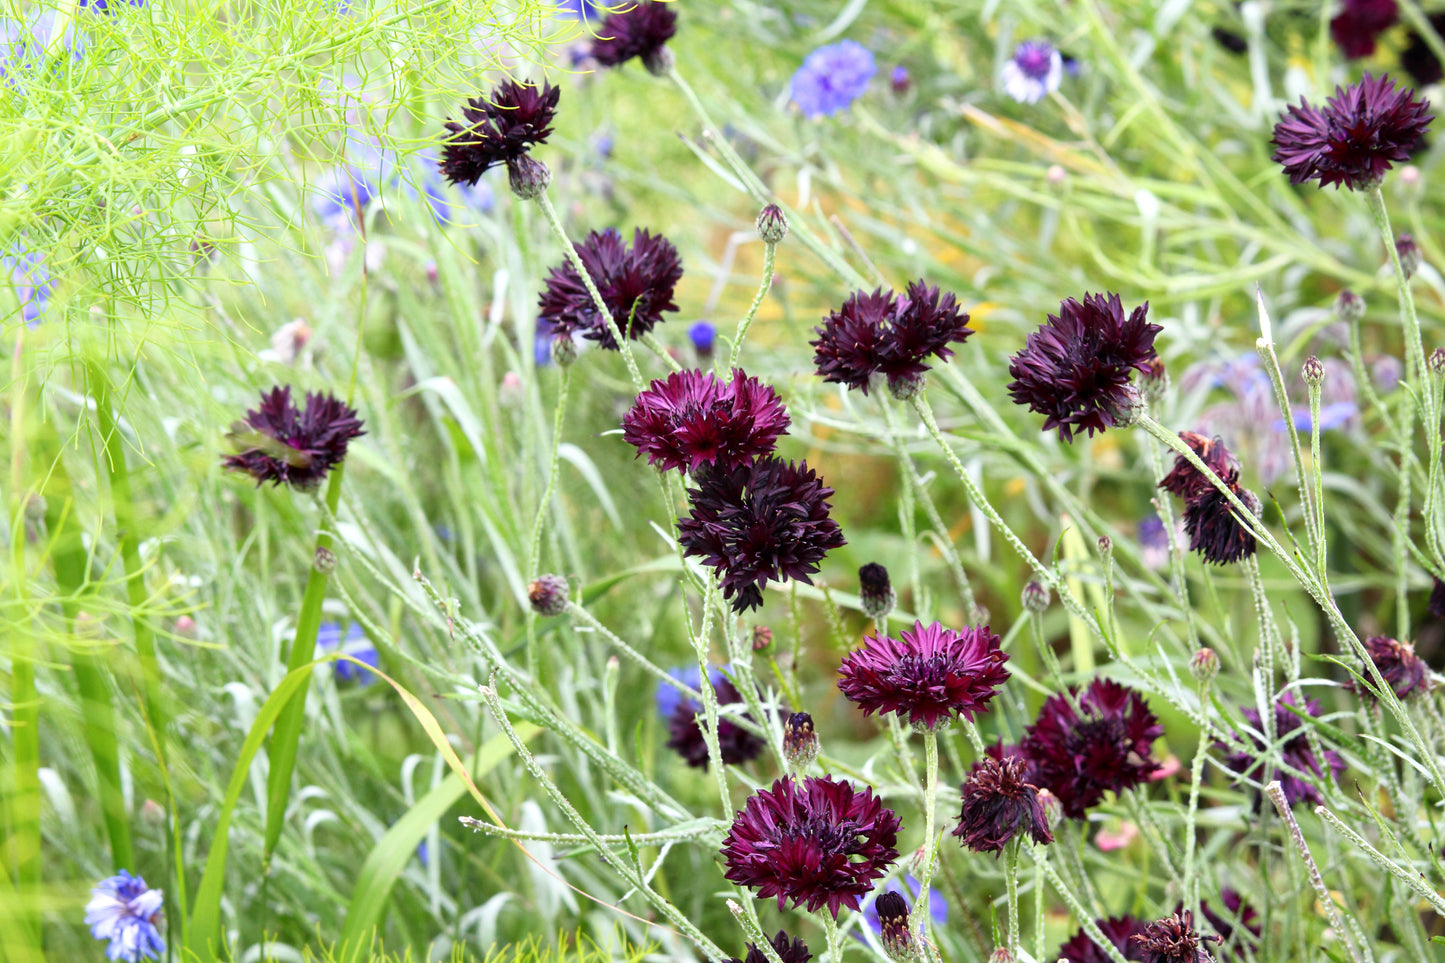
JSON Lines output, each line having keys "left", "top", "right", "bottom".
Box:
{"left": 4, "top": 244, "right": 53, "bottom": 328}
{"left": 1274, "top": 401, "right": 1358, "bottom": 433}
{"left": 1002, "top": 39, "right": 1062, "bottom": 104}
{"left": 317, "top": 621, "right": 378, "bottom": 685}
{"left": 790, "top": 40, "right": 875, "bottom": 118}
{"left": 417, "top": 150, "right": 494, "bottom": 225}
{"left": 555, "top": 0, "right": 602, "bottom": 20}
{"left": 85, "top": 870, "right": 165, "bottom": 962}
{"left": 655, "top": 664, "right": 728, "bottom": 718}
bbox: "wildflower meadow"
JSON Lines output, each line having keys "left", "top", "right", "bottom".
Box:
{"left": 10, "top": 0, "right": 1445, "bottom": 961}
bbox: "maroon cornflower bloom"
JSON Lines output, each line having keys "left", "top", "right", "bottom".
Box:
{"left": 1021, "top": 678, "right": 1163, "bottom": 819}
{"left": 1158, "top": 432, "right": 1239, "bottom": 500}
{"left": 837, "top": 620, "right": 1009, "bottom": 731}
{"left": 592, "top": 1, "right": 677, "bottom": 74}
{"left": 1006, "top": 292, "right": 1161, "bottom": 442}
{"left": 1056, "top": 916, "right": 1150, "bottom": 963}
{"left": 1430, "top": 576, "right": 1445, "bottom": 618}
{"left": 952, "top": 755, "right": 1053, "bottom": 855}
{"left": 1403, "top": 14, "right": 1445, "bottom": 87}
{"left": 440, "top": 80, "right": 559, "bottom": 187}
{"left": 1183, "top": 483, "right": 1260, "bottom": 566}
{"left": 726, "top": 931, "right": 812, "bottom": 963}
{"left": 537, "top": 228, "right": 683, "bottom": 350}
{"left": 721, "top": 775, "right": 901, "bottom": 918}
{"left": 1221, "top": 692, "right": 1346, "bottom": 807}
{"left": 1271, "top": 73, "right": 1432, "bottom": 190}
{"left": 1130, "top": 910, "right": 1216, "bottom": 963}
{"left": 1348, "top": 635, "right": 1432, "bottom": 700}
{"left": 666, "top": 673, "right": 766, "bottom": 769}
{"left": 1199, "top": 889, "right": 1260, "bottom": 961}
{"left": 621, "top": 368, "right": 790, "bottom": 474}
{"left": 1330, "top": 0, "right": 1398, "bottom": 60}
{"left": 677, "top": 456, "right": 846, "bottom": 612}
{"left": 811, "top": 281, "right": 973, "bottom": 397}
{"left": 223, "top": 386, "right": 365, "bottom": 490}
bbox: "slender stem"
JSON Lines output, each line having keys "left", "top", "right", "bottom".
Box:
{"left": 1267, "top": 784, "right": 1367, "bottom": 963}
{"left": 1395, "top": 403, "right": 1417, "bottom": 641}
{"left": 524, "top": 365, "right": 571, "bottom": 675}
{"left": 1307, "top": 374, "right": 1327, "bottom": 578}
{"left": 693, "top": 581, "right": 735, "bottom": 821}
{"left": 1044, "top": 862, "right": 1132, "bottom": 963}
{"left": 639, "top": 332, "right": 684, "bottom": 372}
{"left": 1366, "top": 186, "right": 1433, "bottom": 414}
{"left": 823, "top": 911, "right": 843, "bottom": 963}
{"left": 1182, "top": 682, "right": 1209, "bottom": 922}
{"left": 1004, "top": 841, "right": 1021, "bottom": 953}
{"left": 1259, "top": 341, "right": 1321, "bottom": 555}
{"left": 1316, "top": 802, "right": 1445, "bottom": 918}
{"left": 915, "top": 731, "right": 941, "bottom": 948}
{"left": 459, "top": 818, "right": 720, "bottom": 845}
{"left": 728, "top": 241, "right": 775, "bottom": 371}
{"left": 1033, "top": 846, "right": 1047, "bottom": 962}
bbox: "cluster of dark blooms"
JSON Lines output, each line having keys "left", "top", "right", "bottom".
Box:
{"left": 214, "top": 4, "right": 1445, "bottom": 961}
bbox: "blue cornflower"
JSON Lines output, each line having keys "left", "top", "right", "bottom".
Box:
{"left": 688, "top": 320, "right": 716, "bottom": 356}
{"left": 418, "top": 151, "right": 494, "bottom": 226}
{"left": 1001, "top": 39, "right": 1062, "bottom": 104}
{"left": 312, "top": 141, "right": 404, "bottom": 231}
{"left": 655, "top": 664, "right": 721, "bottom": 719}
{"left": 80, "top": 0, "right": 144, "bottom": 12}
{"left": 857, "top": 876, "right": 947, "bottom": 949}
{"left": 5, "top": 244, "right": 53, "bottom": 328}
{"left": 556, "top": 0, "right": 602, "bottom": 21}
{"left": 890, "top": 65, "right": 911, "bottom": 93}
{"left": 1274, "top": 401, "right": 1357, "bottom": 433}
{"left": 317, "top": 622, "right": 378, "bottom": 685}
{"left": 86, "top": 870, "right": 165, "bottom": 962}
{"left": 790, "top": 40, "right": 876, "bottom": 119}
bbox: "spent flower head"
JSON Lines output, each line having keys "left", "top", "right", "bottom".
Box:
{"left": 1130, "top": 910, "right": 1217, "bottom": 963}
{"left": 837, "top": 620, "right": 1009, "bottom": 731}
{"left": 952, "top": 755, "right": 1054, "bottom": 854}
{"left": 1271, "top": 73, "right": 1432, "bottom": 190}
{"left": 1348, "top": 635, "right": 1432, "bottom": 700}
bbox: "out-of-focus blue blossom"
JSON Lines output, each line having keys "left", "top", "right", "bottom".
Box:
{"left": 688, "top": 320, "right": 716, "bottom": 356}
{"left": 890, "top": 65, "right": 911, "bottom": 93}
{"left": 417, "top": 840, "right": 430, "bottom": 866}
{"left": 1002, "top": 39, "right": 1062, "bottom": 104}
{"left": 856, "top": 876, "right": 946, "bottom": 947}
{"left": 790, "top": 40, "right": 875, "bottom": 119}
{"left": 417, "top": 150, "right": 494, "bottom": 225}
{"left": 5, "top": 244, "right": 53, "bottom": 328}
{"left": 1371, "top": 354, "right": 1402, "bottom": 392}
{"left": 655, "top": 664, "right": 726, "bottom": 719}
{"left": 317, "top": 621, "right": 378, "bottom": 685}
{"left": 1274, "top": 401, "right": 1358, "bottom": 433}
{"left": 555, "top": 0, "right": 602, "bottom": 20}
{"left": 1138, "top": 513, "right": 1180, "bottom": 571}
{"left": 593, "top": 130, "right": 615, "bottom": 160}
{"left": 86, "top": 870, "right": 165, "bottom": 962}
{"left": 80, "top": 0, "right": 145, "bottom": 12}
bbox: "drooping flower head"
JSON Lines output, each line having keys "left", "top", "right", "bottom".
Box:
{"left": 1002, "top": 39, "right": 1062, "bottom": 104}
{"left": 1348, "top": 635, "right": 1432, "bottom": 700}
{"left": 791, "top": 40, "right": 876, "bottom": 118}
{"left": 1158, "top": 432, "right": 1239, "bottom": 499}
{"left": 1271, "top": 73, "right": 1432, "bottom": 191}
{"left": 812, "top": 281, "right": 973, "bottom": 396}
{"left": 1021, "top": 678, "right": 1163, "bottom": 819}
{"left": 222, "top": 386, "right": 365, "bottom": 490}
{"left": 657, "top": 664, "right": 766, "bottom": 769}
{"left": 1056, "top": 916, "right": 1150, "bottom": 963}
{"left": 1007, "top": 292, "right": 1161, "bottom": 442}
{"left": 952, "top": 754, "right": 1054, "bottom": 854}
{"left": 721, "top": 774, "right": 901, "bottom": 918}
{"left": 440, "top": 80, "right": 559, "bottom": 187}
{"left": 317, "top": 622, "right": 378, "bottom": 685}
{"left": 86, "top": 870, "right": 165, "bottom": 962}
{"left": 837, "top": 620, "right": 1009, "bottom": 731}
{"left": 592, "top": 1, "right": 677, "bottom": 73}
{"left": 1130, "top": 910, "right": 1216, "bottom": 963}
{"left": 621, "top": 369, "right": 790, "bottom": 474}
{"left": 726, "top": 931, "right": 812, "bottom": 963}
{"left": 677, "top": 456, "right": 846, "bottom": 612}
{"left": 1221, "top": 692, "right": 1346, "bottom": 807}
{"left": 537, "top": 227, "right": 683, "bottom": 350}
{"left": 1183, "top": 483, "right": 1260, "bottom": 565}
{"left": 1330, "top": 0, "right": 1398, "bottom": 60}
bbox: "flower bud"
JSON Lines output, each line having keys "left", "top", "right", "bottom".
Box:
{"left": 756, "top": 203, "right": 789, "bottom": 244}
{"left": 1036, "top": 788, "right": 1062, "bottom": 830}
{"left": 859, "top": 563, "right": 896, "bottom": 620}
{"left": 875, "top": 892, "right": 918, "bottom": 963}
{"left": 1397, "top": 233, "right": 1422, "bottom": 280}
{"left": 890, "top": 65, "right": 911, "bottom": 94}
{"left": 1098, "top": 534, "right": 1113, "bottom": 556}
{"left": 688, "top": 320, "right": 716, "bottom": 360}
{"left": 782, "top": 711, "right": 819, "bottom": 775}
{"left": 1105, "top": 383, "right": 1143, "bottom": 428}
{"left": 888, "top": 372, "right": 925, "bottom": 401}
{"left": 1189, "top": 646, "right": 1219, "bottom": 685}
{"left": 528, "top": 574, "right": 569, "bottom": 616}
{"left": 1334, "top": 289, "right": 1366, "bottom": 323}
{"left": 1431, "top": 348, "right": 1445, "bottom": 376}
{"left": 506, "top": 155, "right": 551, "bottom": 200}
{"left": 1302, "top": 355, "right": 1324, "bottom": 387}
{"left": 550, "top": 333, "right": 578, "bottom": 367}
{"left": 751, "top": 624, "right": 773, "bottom": 652}
{"left": 314, "top": 547, "right": 338, "bottom": 574}
{"left": 1022, "top": 579, "right": 1051, "bottom": 614}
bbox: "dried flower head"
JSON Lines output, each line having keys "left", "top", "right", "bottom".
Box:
{"left": 621, "top": 369, "right": 790, "bottom": 475}
{"left": 1348, "top": 635, "right": 1432, "bottom": 700}
{"left": 1183, "top": 484, "right": 1260, "bottom": 566}
{"left": 664, "top": 667, "right": 765, "bottom": 769}
{"left": 223, "top": 386, "right": 365, "bottom": 490}
{"left": 1057, "top": 916, "right": 1150, "bottom": 963}
{"left": 812, "top": 281, "right": 973, "bottom": 396}
{"left": 952, "top": 755, "right": 1054, "bottom": 855}
{"left": 837, "top": 620, "right": 1009, "bottom": 731}
{"left": 537, "top": 228, "right": 683, "bottom": 350}
{"left": 592, "top": 1, "right": 677, "bottom": 74}
{"left": 1158, "top": 432, "right": 1239, "bottom": 500}
{"left": 1130, "top": 910, "right": 1216, "bottom": 963}
{"left": 1221, "top": 693, "right": 1346, "bottom": 807}
{"left": 1271, "top": 73, "right": 1432, "bottom": 191}
{"left": 1021, "top": 678, "right": 1163, "bottom": 818}
{"left": 1007, "top": 292, "right": 1161, "bottom": 442}
{"left": 440, "top": 80, "right": 559, "bottom": 187}
{"left": 726, "top": 931, "right": 812, "bottom": 963}
{"left": 858, "top": 562, "right": 896, "bottom": 620}
{"left": 677, "top": 456, "right": 846, "bottom": 612}
{"left": 721, "top": 775, "right": 901, "bottom": 918}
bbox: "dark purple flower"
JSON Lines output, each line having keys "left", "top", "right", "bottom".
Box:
{"left": 1330, "top": 0, "right": 1398, "bottom": 60}
{"left": 664, "top": 667, "right": 766, "bottom": 769}
{"left": 440, "top": 80, "right": 559, "bottom": 187}
{"left": 677, "top": 457, "right": 846, "bottom": 612}
{"left": 1183, "top": 483, "right": 1260, "bottom": 565}
{"left": 1199, "top": 889, "right": 1261, "bottom": 961}
{"left": 1429, "top": 576, "right": 1445, "bottom": 618}
{"left": 621, "top": 369, "right": 790, "bottom": 474}
{"left": 1271, "top": 73, "right": 1432, "bottom": 190}
{"left": 223, "top": 386, "right": 365, "bottom": 490}
{"left": 1130, "top": 910, "right": 1215, "bottom": 963}
{"left": 1056, "top": 916, "right": 1150, "bottom": 963}
{"left": 952, "top": 755, "right": 1053, "bottom": 854}
{"left": 811, "top": 281, "right": 972, "bottom": 396}
{"left": 1021, "top": 678, "right": 1163, "bottom": 819}
{"left": 1211, "top": 26, "right": 1248, "bottom": 55}
{"left": 1403, "top": 14, "right": 1445, "bottom": 87}
{"left": 1349, "top": 635, "right": 1432, "bottom": 700}
{"left": 1221, "top": 692, "right": 1346, "bottom": 807}
{"left": 1007, "top": 292, "right": 1161, "bottom": 442}
{"left": 1158, "top": 432, "right": 1239, "bottom": 499}
{"left": 537, "top": 228, "right": 683, "bottom": 351}
{"left": 592, "top": 1, "right": 677, "bottom": 73}
{"left": 721, "top": 775, "right": 901, "bottom": 918}
{"left": 726, "top": 931, "right": 812, "bottom": 963}
{"left": 837, "top": 620, "right": 1009, "bottom": 731}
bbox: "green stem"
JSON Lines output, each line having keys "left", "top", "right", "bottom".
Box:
{"left": 524, "top": 365, "right": 571, "bottom": 676}
{"left": 1044, "top": 862, "right": 1132, "bottom": 963}
{"left": 1182, "top": 682, "right": 1209, "bottom": 921}
{"left": 1004, "top": 841, "right": 1021, "bottom": 953}
{"left": 728, "top": 242, "right": 775, "bottom": 371}
{"left": 1259, "top": 341, "right": 1321, "bottom": 556}
{"left": 1307, "top": 374, "right": 1328, "bottom": 580}
{"left": 915, "top": 730, "right": 941, "bottom": 948}
{"left": 823, "top": 911, "right": 843, "bottom": 963}
{"left": 693, "top": 581, "right": 735, "bottom": 821}
{"left": 1366, "top": 186, "right": 1433, "bottom": 414}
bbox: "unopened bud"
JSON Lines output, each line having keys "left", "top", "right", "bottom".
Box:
{"left": 1334, "top": 289, "right": 1366, "bottom": 323}
{"left": 756, "top": 203, "right": 789, "bottom": 244}
{"left": 859, "top": 563, "right": 896, "bottom": 620}
{"left": 1397, "top": 234, "right": 1422, "bottom": 280}
{"left": 1098, "top": 534, "right": 1113, "bottom": 556}
{"left": 550, "top": 333, "right": 578, "bottom": 367}
{"left": 1106, "top": 384, "right": 1143, "bottom": 428}
{"left": 1037, "top": 788, "right": 1062, "bottom": 830}
{"left": 875, "top": 892, "right": 917, "bottom": 962}
{"left": 887, "top": 372, "right": 925, "bottom": 401}
{"left": 528, "top": 574, "right": 569, "bottom": 616}
{"left": 1431, "top": 348, "right": 1445, "bottom": 375}
{"left": 1189, "top": 646, "right": 1219, "bottom": 685}
{"left": 751, "top": 624, "right": 773, "bottom": 652}
{"left": 1022, "top": 579, "right": 1051, "bottom": 614}
{"left": 783, "top": 711, "right": 819, "bottom": 775}
{"left": 506, "top": 156, "right": 551, "bottom": 200}
{"left": 314, "top": 547, "right": 338, "bottom": 574}
{"left": 1302, "top": 355, "right": 1324, "bottom": 387}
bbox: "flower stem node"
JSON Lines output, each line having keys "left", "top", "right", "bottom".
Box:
{"left": 507, "top": 155, "right": 552, "bottom": 200}
{"left": 859, "top": 562, "right": 896, "bottom": 620}
{"left": 782, "top": 711, "right": 820, "bottom": 775}
{"left": 1021, "top": 579, "right": 1051, "bottom": 614}
{"left": 1302, "top": 355, "right": 1325, "bottom": 386}
{"left": 527, "top": 574, "right": 570, "bottom": 616}
{"left": 1188, "top": 647, "right": 1219, "bottom": 686}
{"left": 756, "top": 203, "right": 789, "bottom": 244}
{"left": 1396, "top": 233, "right": 1422, "bottom": 279}
{"left": 313, "top": 547, "right": 338, "bottom": 575}
{"left": 1335, "top": 289, "right": 1366, "bottom": 322}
